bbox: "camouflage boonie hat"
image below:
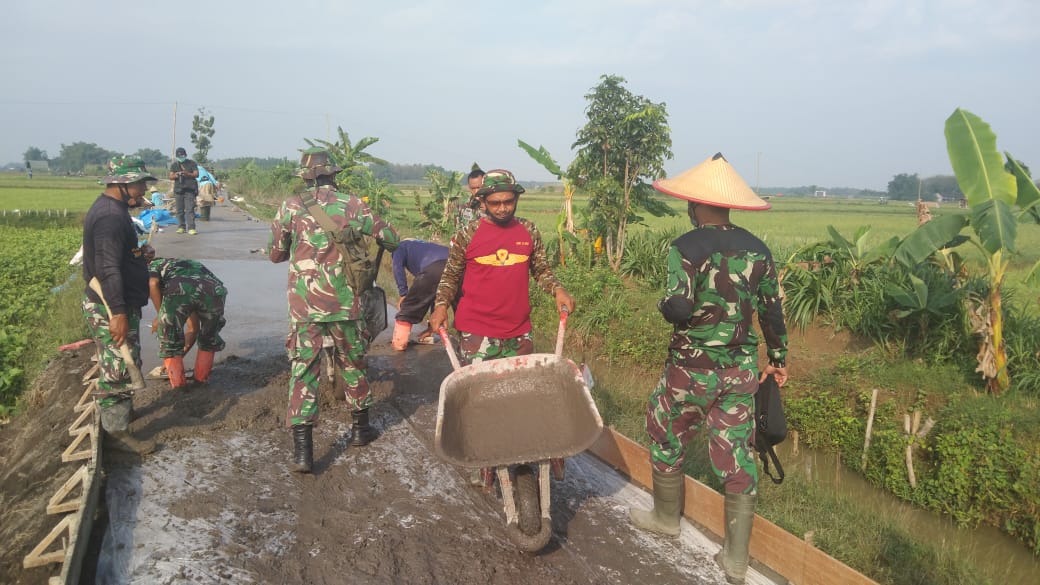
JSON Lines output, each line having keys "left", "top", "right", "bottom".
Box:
{"left": 476, "top": 169, "right": 525, "bottom": 197}
{"left": 103, "top": 155, "right": 157, "bottom": 184}
{"left": 296, "top": 147, "right": 343, "bottom": 180}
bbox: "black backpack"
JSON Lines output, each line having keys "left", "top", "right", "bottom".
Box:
{"left": 754, "top": 374, "right": 787, "bottom": 484}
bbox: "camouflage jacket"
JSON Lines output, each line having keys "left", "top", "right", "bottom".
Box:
{"left": 148, "top": 258, "right": 222, "bottom": 294}
{"left": 268, "top": 186, "right": 400, "bottom": 323}
{"left": 665, "top": 224, "right": 788, "bottom": 371}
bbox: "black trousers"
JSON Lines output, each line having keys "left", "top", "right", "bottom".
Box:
{"left": 396, "top": 260, "right": 446, "bottom": 324}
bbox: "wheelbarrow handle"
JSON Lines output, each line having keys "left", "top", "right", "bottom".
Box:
{"left": 438, "top": 327, "right": 462, "bottom": 371}
{"left": 554, "top": 306, "right": 569, "bottom": 357}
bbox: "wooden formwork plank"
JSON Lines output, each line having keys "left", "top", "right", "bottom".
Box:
{"left": 22, "top": 514, "right": 76, "bottom": 568}
{"left": 57, "top": 408, "right": 102, "bottom": 585}
{"left": 585, "top": 427, "right": 879, "bottom": 585}
{"left": 73, "top": 379, "right": 96, "bottom": 413}
{"left": 80, "top": 361, "right": 99, "bottom": 383}
{"left": 47, "top": 466, "right": 88, "bottom": 515}
{"left": 61, "top": 427, "right": 94, "bottom": 463}
{"left": 68, "top": 403, "right": 94, "bottom": 436}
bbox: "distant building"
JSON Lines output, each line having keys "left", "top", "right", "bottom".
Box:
{"left": 814, "top": 190, "right": 827, "bottom": 198}
{"left": 28, "top": 160, "right": 50, "bottom": 172}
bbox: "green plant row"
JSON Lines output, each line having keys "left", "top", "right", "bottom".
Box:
{"left": 0, "top": 224, "right": 82, "bottom": 411}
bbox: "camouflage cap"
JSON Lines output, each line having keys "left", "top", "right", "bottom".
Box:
{"left": 476, "top": 169, "right": 525, "bottom": 197}
{"left": 296, "top": 147, "right": 343, "bottom": 180}
{"left": 102, "top": 155, "right": 158, "bottom": 184}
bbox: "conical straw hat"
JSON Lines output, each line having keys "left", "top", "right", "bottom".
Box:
{"left": 653, "top": 152, "right": 770, "bottom": 210}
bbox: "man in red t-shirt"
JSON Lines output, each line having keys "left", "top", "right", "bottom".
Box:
{"left": 429, "top": 169, "right": 575, "bottom": 486}
{"left": 430, "top": 168, "right": 574, "bottom": 362}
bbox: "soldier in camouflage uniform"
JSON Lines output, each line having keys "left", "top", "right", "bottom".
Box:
{"left": 146, "top": 251, "right": 227, "bottom": 389}
{"left": 628, "top": 153, "right": 789, "bottom": 585}
{"left": 269, "top": 147, "right": 400, "bottom": 473}
{"left": 453, "top": 164, "right": 485, "bottom": 231}
{"left": 82, "top": 155, "right": 159, "bottom": 456}
{"left": 429, "top": 169, "right": 575, "bottom": 486}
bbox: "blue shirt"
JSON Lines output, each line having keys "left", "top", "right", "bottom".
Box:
{"left": 391, "top": 239, "right": 448, "bottom": 296}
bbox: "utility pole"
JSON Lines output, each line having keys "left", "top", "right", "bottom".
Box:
{"left": 171, "top": 101, "right": 178, "bottom": 161}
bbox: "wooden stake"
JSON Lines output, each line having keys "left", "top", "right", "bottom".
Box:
{"left": 23, "top": 514, "right": 76, "bottom": 568}
{"left": 61, "top": 427, "right": 94, "bottom": 463}
{"left": 47, "top": 466, "right": 88, "bottom": 514}
{"left": 73, "top": 379, "right": 97, "bottom": 413}
{"left": 861, "top": 387, "right": 879, "bottom": 472}
{"left": 68, "top": 403, "right": 95, "bottom": 436}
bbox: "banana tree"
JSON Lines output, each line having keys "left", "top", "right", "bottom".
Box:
{"left": 518, "top": 140, "right": 578, "bottom": 265}
{"left": 893, "top": 108, "right": 1040, "bottom": 394}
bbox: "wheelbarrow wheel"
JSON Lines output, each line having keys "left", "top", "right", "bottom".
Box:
{"left": 514, "top": 465, "right": 541, "bottom": 536}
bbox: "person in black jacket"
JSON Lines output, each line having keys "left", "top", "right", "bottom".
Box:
{"left": 82, "top": 155, "right": 158, "bottom": 455}
{"left": 168, "top": 147, "right": 199, "bottom": 235}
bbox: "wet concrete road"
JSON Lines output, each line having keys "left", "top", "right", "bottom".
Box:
{"left": 139, "top": 204, "right": 288, "bottom": 372}
{"left": 95, "top": 203, "right": 776, "bottom": 585}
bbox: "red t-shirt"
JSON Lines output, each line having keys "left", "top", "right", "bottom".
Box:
{"left": 454, "top": 219, "right": 535, "bottom": 338}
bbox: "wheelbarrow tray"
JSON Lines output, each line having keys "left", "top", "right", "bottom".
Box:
{"left": 434, "top": 353, "right": 603, "bottom": 469}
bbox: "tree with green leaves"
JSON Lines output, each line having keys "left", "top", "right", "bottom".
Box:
{"left": 305, "top": 127, "right": 389, "bottom": 193}
{"left": 23, "top": 146, "right": 48, "bottom": 162}
{"left": 887, "top": 173, "right": 920, "bottom": 201}
{"left": 134, "top": 148, "right": 166, "bottom": 169}
{"left": 517, "top": 140, "right": 580, "bottom": 265}
{"left": 413, "top": 169, "right": 465, "bottom": 241}
{"left": 893, "top": 108, "right": 1040, "bottom": 394}
{"left": 570, "top": 74, "right": 674, "bottom": 271}
{"left": 190, "top": 107, "right": 216, "bottom": 164}
{"left": 54, "top": 142, "right": 114, "bottom": 173}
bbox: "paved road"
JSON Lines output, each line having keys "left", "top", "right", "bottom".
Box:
{"left": 92, "top": 203, "right": 774, "bottom": 585}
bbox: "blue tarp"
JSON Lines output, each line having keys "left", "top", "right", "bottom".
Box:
{"left": 139, "top": 209, "right": 178, "bottom": 230}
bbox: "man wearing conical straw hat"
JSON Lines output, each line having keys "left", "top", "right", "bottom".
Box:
{"left": 629, "top": 153, "right": 789, "bottom": 585}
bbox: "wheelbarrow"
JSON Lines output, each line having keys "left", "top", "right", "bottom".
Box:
{"left": 434, "top": 311, "right": 603, "bottom": 552}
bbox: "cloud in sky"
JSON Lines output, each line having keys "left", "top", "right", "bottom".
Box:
{"left": 1, "top": 0, "right": 1037, "bottom": 190}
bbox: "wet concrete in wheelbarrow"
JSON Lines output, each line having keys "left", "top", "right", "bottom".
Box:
{"left": 17, "top": 204, "right": 773, "bottom": 584}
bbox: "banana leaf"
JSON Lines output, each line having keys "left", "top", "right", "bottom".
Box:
{"left": 517, "top": 139, "right": 563, "bottom": 178}
{"left": 971, "top": 199, "right": 1017, "bottom": 254}
{"left": 945, "top": 109, "right": 1015, "bottom": 208}
{"left": 893, "top": 214, "right": 969, "bottom": 268}
{"left": 1006, "top": 153, "right": 1040, "bottom": 223}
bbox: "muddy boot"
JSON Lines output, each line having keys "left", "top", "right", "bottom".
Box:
{"left": 104, "top": 430, "right": 156, "bottom": 456}
{"left": 715, "top": 493, "right": 757, "bottom": 584}
{"left": 164, "top": 356, "right": 188, "bottom": 389}
{"left": 351, "top": 408, "right": 377, "bottom": 446}
{"left": 629, "top": 467, "right": 683, "bottom": 536}
{"left": 291, "top": 424, "right": 313, "bottom": 473}
{"left": 193, "top": 350, "right": 215, "bottom": 383}
{"left": 200, "top": 205, "right": 211, "bottom": 221}
{"left": 391, "top": 320, "right": 411, "bottom": 351}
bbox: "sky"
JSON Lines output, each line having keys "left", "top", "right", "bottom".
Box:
{"left": 1, "top": 0, "right": 1037, "bottom": 191}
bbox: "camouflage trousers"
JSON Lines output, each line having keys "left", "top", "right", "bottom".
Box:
{"left": 456, "top": 331, "right": 534, "bottom": 366}
{"left": 645, "top": 363, "right": 759, "bottom": 495}
{"left": 82, "top": 298, "right": 142, "bottom": 432}
{"left": 156, "top": 280, "right": 227, "bottom": 357}
{"left": 286, "top": 320, "right": 369, "bottom": 427}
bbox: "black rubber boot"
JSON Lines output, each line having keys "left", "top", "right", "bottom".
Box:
{"left": 291, "top": 424, "right": 313, "bottom": 473}
{"left": 351, "top": 409, "right": 377, "bottom": 446}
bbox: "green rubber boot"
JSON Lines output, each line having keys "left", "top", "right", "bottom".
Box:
{"left": 715, "top": 493, "right": 757, "bottom": 584}
{"left": 629, "top": 468, "right": 683, "bottom": 536}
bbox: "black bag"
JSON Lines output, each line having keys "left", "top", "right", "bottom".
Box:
{"left": 360, "top": 285, "right": 388, "bottom": 339}
{"left": 754, "top": 374, "right": 787, "bottom": 484}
